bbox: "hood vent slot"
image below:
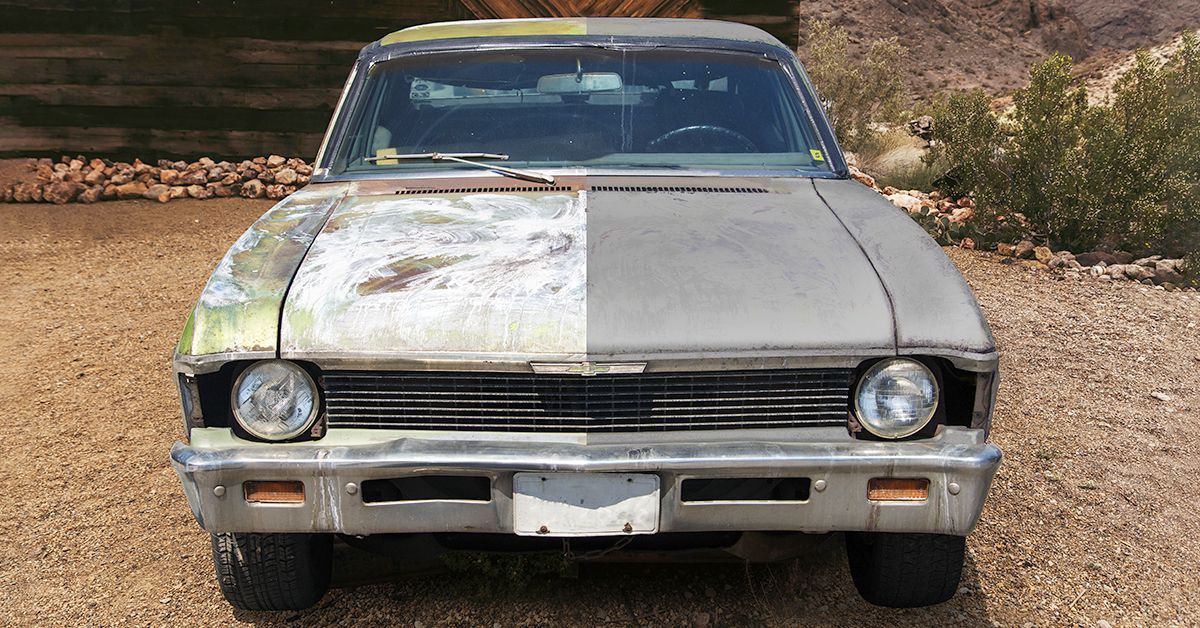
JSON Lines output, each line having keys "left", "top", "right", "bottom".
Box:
{"left": 395, "top": 185, "right": 575, "bottom": 195}
{"left": 591, "top": 185, "right": 771, "bottom": 194}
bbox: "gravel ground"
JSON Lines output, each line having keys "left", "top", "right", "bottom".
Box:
{"left": 1, "top": 183, "right": 1198, "bottom": 626}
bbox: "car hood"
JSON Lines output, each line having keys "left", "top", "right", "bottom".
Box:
{"left": 277, "top": 177, "right": 920, "bottom": 362}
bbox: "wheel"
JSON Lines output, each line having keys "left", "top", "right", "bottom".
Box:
{"left": 844, "top": 532, "right": 964, "bottom": 608}
{"left": 211, "top": 532, "right": 333, "bottom": 611}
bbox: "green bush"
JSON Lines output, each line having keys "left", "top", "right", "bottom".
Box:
{"left": 930, "top": 38, "right": 1200, "bottom": 257}
{"left": 804, "top": 20, "right": 905, "bottom": 153}
{"left": 925, "top": 90, "right": 1005, "bottom": 202}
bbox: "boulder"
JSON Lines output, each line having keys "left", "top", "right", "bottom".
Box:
{"left": 950, "top": 206, "right": 974, "bottom": 223}
{"left": 1124, "top": 265, "right": 1155, "bottom": 282}
{"left": 143, "top": 183, "right": 172, "bottom": 203}
{"left": 906, "top": 115, "right": 934, "bottom": 141}
{"left": 887, "top": 193, "right": 924, "bottom": 214}
{"left": 168, "top": 186, "right": 188, "bottom": 199}
{"left": 1034, "top": 246, "right": 1054, "bottom": 264}
{"left": 206, "top": 183, "right": 237, "bottom": 198}
{"left": 78, "top": 186, "right": 102, "bottom": 203}
{"left": 240, "top": 178, "right": 265, "bottom": 199}
{"left": 44, "top": 181, "right": 83, "bottom": 204}
{"left": 178, "top": 170, "right": 207, "bottom": 186}
{"left": 1153, "top": 264, "right": 1184, "bottom": 286}
{"left": 1014, "top": 240, "right": 1036, "bottom": 259}
{"left": 186, "top": 184, "right": 211, "bottom": 200}
{"left": 114, "top": 181, "right": 148, "bottom": 200}
{"left": 1133, "top": 255, "right": 1162, "bottom": 267}
{"left": 996, "top": 243, "right": 1016, "bottom": 256}
{"left": 265, "top": 184, "right": 289, "bottom": 200}
{"left": 1074, "top": 251, "right": 1117, "bottom": 267}
{"left": 849, "top": 167, "right": 875, "bottom": 189}
{"left": 959, "top": 237, "right": 976, "bottom": 250}
{"left": 83, "top": 168, "right": 106, "bottom": 186}
{"left": 159, "top": 169, "right": 180, "bottom": 185}
{"left": 274, "top": 168, "right": 298, "bottom": 185}
{"left": 266, "top": 154, "right": 286, "bottom": 168}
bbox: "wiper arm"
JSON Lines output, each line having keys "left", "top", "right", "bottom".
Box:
{"left": 363, "top": 152, "right": 555, "bottom": 185}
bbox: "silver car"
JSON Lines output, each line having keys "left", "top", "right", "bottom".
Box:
{"left": 171, "top": 17, "right": 1001, "bottom": 611}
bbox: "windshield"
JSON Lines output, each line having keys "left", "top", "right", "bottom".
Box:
{"left": 333, "top": 47, "right": 834, "bottom": 175}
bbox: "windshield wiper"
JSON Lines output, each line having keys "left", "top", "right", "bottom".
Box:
{"left": 363, "top": 152, "right": 555, "bottom": 185}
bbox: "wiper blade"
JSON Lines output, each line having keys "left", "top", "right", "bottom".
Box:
{"left": 363, "top": 152, "right": 555, "bottom": 185}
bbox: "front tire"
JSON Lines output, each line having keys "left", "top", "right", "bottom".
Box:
{"left": 211, "top": 532, "right": 333, "bottom": 611}
{"left": 845, "top": 532, "right": 964, "bottom": 608}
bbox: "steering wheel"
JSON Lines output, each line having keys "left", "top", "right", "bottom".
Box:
{"left": 646, "top": 125, "right": 758, "bottom": 153}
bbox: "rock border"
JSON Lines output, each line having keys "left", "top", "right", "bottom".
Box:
{"left": 2, "top": 155, "right": 312, "bottom": 204}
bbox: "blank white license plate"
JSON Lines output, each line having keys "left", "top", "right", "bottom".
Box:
{"left": 512, "top": 472, "right": 660, "bottom": 537}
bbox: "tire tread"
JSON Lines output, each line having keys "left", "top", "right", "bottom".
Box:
{"left": 211, "top": 532, "right": 332, "bottom": 611}
{"left": 845, "top": 532, "right": 965, "bottom": 608}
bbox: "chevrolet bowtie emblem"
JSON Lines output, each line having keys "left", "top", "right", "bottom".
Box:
{"left": 530, "top": 361, "right": 647, "bottom": 377}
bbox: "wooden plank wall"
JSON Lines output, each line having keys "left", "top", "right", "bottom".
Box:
{"left": 0, "top": 0, "right": 796, "bottom": 160}
{"left": 0, "top": 0, "right": 472, "bottom": 159}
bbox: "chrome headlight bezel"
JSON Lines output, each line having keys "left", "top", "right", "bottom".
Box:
{"left": 230, "top": 360, "right": 320, "bottom": 442}
{"left": 853, "top": 358, "right": 940, "bottom": 439}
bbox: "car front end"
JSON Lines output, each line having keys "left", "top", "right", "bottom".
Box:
{"left": 171, "top": 17, "right": 1002, "bottom": 611}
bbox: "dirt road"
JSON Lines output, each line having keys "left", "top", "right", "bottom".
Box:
{"left": 1, "top": 193, "right": 1198, "bottom": 626}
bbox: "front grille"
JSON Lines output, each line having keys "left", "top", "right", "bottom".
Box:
{"left": 322, "top": 369, "right": 853, "bottom": 433}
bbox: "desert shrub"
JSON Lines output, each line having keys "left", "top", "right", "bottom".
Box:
{"left": 930, "top": 41, "right": 1200, "bottom": 257}
{"left": 1005, "top": 54, "right": 1092, "bottom": 245}
{"left": 924, "top": 90, "right": 1005, "bottom": 202}
{"left": 804, "top": 20, "right": 905, "bottom": 153}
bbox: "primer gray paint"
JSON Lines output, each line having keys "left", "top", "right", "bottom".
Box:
{"left": 584, "top": 185, "right": 894, "bottom": 356}
{"left": 814, "top": 178, "right": 996, "bottom": 354}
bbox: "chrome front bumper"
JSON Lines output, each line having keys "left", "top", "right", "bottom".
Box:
{"left": 171, "top": 426, "right": 1001, "bottom": 537}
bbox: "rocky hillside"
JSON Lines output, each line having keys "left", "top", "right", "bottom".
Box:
{"left": 796, "top": 0, "right": 1200, "bottom": 95}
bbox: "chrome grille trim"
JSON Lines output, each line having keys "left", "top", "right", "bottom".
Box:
{"left": 321, "top": 369, "right": 854, "bottom": 433}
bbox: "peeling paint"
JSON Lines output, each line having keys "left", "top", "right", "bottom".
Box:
{"left": 179, "top": 185, "right": 346, "bottom": 356}
{"left": 282, "top": 191, "right": 587, "bottom": 356}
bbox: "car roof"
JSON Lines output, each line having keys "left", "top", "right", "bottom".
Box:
{"left": 377, "top": 17, "right": 788, "bottom": 50}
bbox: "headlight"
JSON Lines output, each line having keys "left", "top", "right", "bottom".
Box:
{"left": 231, "top": 360, "right": 319, "bottom": 441}
{"left": 853, "top": 358, "right": 939, "bottom": 439}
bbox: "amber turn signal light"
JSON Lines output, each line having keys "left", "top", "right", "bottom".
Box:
{"left": 243, "top": 480, "right": 305, "bottom": 504}
{"left": 867, "top": 477, "right": 929, "bottom": 501}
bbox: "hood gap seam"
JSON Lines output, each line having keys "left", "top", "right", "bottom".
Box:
{"left": 809, "top": 179, "right": 899, "bottom": 356}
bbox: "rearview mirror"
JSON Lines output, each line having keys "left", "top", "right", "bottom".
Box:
{"left": 537, "top": 72, "right": 623, "bottom": 95}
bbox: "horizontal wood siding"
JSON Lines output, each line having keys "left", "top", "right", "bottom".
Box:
{"left": 0, "top": 0, "right": 470, "bottom": 159}
{"left": 0, "top": 0, "right": 797, "bottom": 159}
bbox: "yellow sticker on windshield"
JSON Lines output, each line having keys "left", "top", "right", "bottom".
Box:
{"left": 810, "top": 149, "right": 825, "bottom": 162}
{"left": 374, "top": 148, "right": 399, "bottom": 165}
